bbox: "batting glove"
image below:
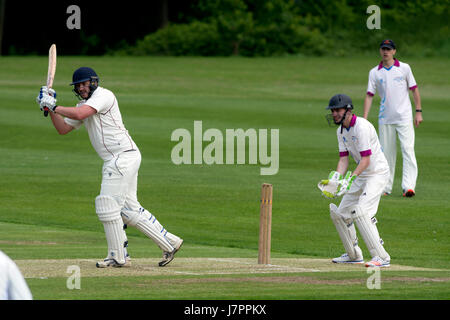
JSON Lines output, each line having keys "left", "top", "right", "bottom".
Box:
{"left": 336, "top": 171, "right": 357, "bottom": 197}
{"left": 40, "top": 94, "right": 57, "bottom": 113}
{"left": 37, "top": 86, "right": 57, "bottom": 110}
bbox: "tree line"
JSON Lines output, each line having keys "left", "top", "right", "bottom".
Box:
{"left": 1, "top": 0, "right": 448, "bottom": 56}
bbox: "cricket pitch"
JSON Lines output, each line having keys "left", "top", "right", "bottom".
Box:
{"left": 17, "top": 257, "right": 446, "bottom": 279}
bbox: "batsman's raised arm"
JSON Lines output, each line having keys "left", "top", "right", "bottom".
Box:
{"left": 36, "top": 85, "right": 96, "bottom": 134}
{"left": 49, "top": 111, "right": 74, "bottom": 135}
{"left": 54, "top": 104, "right": 97, "bottom": 120}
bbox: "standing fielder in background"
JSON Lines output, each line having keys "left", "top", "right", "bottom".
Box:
{"left": 37, "top": 67, "right": 183, "bottom": 267}
{"left": 319, "top": 94, "right": 391, "bottom": 267}
{"left": 363, "top": 39, "right": 422, "bottom": 197}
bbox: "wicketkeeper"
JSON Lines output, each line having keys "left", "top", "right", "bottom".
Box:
{"left": 36, "top": 67, "right": 183, "bottom": 267}
{"left": 318, "top": 94, "right": 391, "bottom": 267}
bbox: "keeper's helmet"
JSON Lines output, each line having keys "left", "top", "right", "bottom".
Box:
{"left": 326, "top": 94, "right": 353, "bottom": 111}
{"left": 325, "top": 94, "right": 354, "bottom": 130}
{"left": 70, "top": 67, "right": 99, "bottom": 100}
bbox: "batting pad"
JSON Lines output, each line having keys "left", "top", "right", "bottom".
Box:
{"left": 351, "top": 205, "right": 390, "bottom": 261}
{"left": 121, "top": 207, "right": 174, "bottom": 252}
{"left": 330, "top": 204, "right": 362, "bottom": 260}
{"left": 95, "top": 195, "right": 126, "bottom": 264}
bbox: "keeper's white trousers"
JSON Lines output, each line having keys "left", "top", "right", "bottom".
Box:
{"left": 338, "top": 171, "right": 389, "bottom": 219}
{"left": 378, "top": 122, "right": 418, "bottom": 193}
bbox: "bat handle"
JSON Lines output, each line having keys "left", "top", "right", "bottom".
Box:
{"left": 44, "top": 107, "right": 49, "bottom": 117}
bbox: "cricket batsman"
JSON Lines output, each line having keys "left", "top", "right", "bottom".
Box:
{"left": 318, "top": 94, "right": 391, "bottom": 267}
{"left": 36, "top": 67, "right": 183, "bottom": 267}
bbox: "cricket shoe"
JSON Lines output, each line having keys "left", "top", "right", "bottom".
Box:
{"left": 96, "top": 256, "right": 131, "bottom": 268}
{"left": 159, "top": 239, "right": 183, "bottom": 267}
{"left": 365, "top": 256, "right": 390, "bottom": 268}
{"left": 332, "top": 253, "right": 364, "bottom": 264}
{"left": 403, "top": 189, "right": 415, "bottom": 198}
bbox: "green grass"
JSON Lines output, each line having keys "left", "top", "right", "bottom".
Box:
{"left": 26, "top": 273, "right": 450, "bottom": 300}
{"left": 0, "top": 55, "right": 449, "bottom": 300}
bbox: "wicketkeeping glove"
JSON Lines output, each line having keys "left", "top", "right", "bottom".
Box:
{"left": 336, "top": 171, "right": 357, "bottom": 196}
{"left": 318, "top": 171, "right": 342, "bottom": 199}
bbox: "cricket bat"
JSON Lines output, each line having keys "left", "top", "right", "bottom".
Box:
{"left": 43, "top": 44, "right": 57, "bottom": 117}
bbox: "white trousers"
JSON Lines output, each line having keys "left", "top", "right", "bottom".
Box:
{"left": 338, "top": 172, "right": 389, "bottom": 219}
{"left": 100, "top": 150, "right": 144, "bottom": 217}
{"left": 379, "top": 122, "right": 418, "bottom": 193}
{"left": 100, "top": 150, "right": 180, "bottom": 252}
{"left": 335, "top": 173, "right": 390, "bottom": 260}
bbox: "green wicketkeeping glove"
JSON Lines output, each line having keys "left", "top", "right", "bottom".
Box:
{"left": 318, "top": 171, "right": 343, "bottom": 199}
{"left": 336, "top": 171, "right": 356, "bottom": 196}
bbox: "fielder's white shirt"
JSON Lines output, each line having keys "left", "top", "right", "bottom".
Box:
{"left": 367, "top": 59, "right": 417, "bottom": 125}
{"left": 65, "top": 87, "right": 137, "bottom": 161}
{"left": 0, "top": 251, "right": 33, "bottom": 300}
{"left": 338, "top": 115, "right": 389, "bottom": 177}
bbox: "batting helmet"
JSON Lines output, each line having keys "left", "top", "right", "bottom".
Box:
{"left": 326, "top": 94, "right": 353, "bottom": 110}
{"left": 70, "top": 67, "right": 99, "bottom": 99}
{"left": 70, "top": 67, "right": 99, "bottom": 85}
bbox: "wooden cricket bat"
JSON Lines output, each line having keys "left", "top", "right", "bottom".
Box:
{"left": 43, "top": 44, "right": 57, "bottom": 117}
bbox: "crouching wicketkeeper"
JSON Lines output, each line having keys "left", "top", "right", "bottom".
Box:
{"left": 318, "top": 94, "right": 391, "bottom": 267}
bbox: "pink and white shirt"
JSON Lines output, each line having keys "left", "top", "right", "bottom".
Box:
{"left": 367, "top": 59, "right": 417, "bottom": 125}
{"left": 338, "top": 115, "right": 389, "bottom": 177}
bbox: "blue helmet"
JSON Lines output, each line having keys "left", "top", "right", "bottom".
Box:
{"left": 70, "top": 67, "right": 99, "bottom": 99}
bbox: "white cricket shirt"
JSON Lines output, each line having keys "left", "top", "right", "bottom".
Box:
{"left": 0, "top": 250, "right": 33, "bottom": 300}
{"left": 338, "top": 115, "right": 389, "bottom": 177}
{"left": 367, "top": 59, "right": 417, "bottom": 125}
{"left": 65, "top": 87, "right": 137, "bottom": 161}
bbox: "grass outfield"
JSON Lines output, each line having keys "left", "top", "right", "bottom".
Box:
{"left": 0, "top": 55, "right": 449, "bottom": 300}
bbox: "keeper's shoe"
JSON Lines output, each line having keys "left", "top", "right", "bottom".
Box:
{"left": 403, "top": 189, "right": 415, "bottom": 197}
{"left": 96, "top": 256, "right": 131, "bottom": 268}
{"left": 332, "top": 253, "right": 364, "bottom": 264}
{"left": 365, "top": 256, "right": 390, "bottom": 268}
{"left": 159, "top": 239, "right": 183, "bottom": 267}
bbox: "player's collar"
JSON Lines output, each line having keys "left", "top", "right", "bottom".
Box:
{"left": 341, "top": 114, "right": 357, "bottom": 132}
{"left": 378, "top": 58, "right": 400, "bottom": 70}
{"left": 343, "top": 114, "right": 357, "bottom": 132}
{"left": 349, "top": 114, "right": 357, "bottom": 127}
